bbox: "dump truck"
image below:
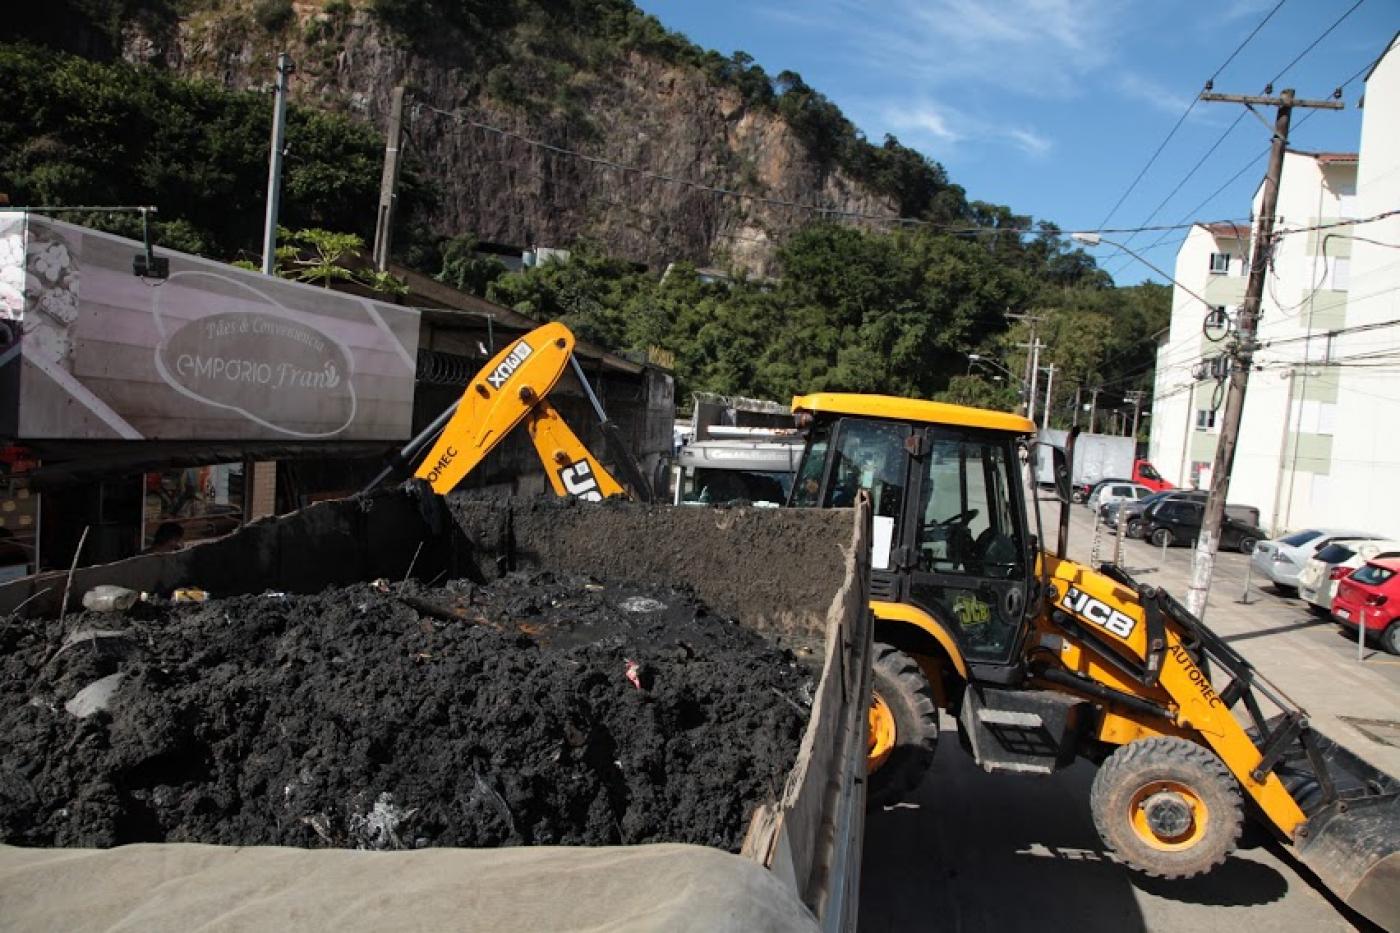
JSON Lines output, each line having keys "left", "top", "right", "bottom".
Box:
{"left": 0, "top": 491, "right": 873, "bottom": 931}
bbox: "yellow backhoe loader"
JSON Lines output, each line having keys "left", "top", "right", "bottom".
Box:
{"left": 390, "top": 322, "right": 1398, "bottom": 929}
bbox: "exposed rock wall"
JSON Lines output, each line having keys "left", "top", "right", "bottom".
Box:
{"left": 131, "top": 6, "right": 896, "bottom": 276}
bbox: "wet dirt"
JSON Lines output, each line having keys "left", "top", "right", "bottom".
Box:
{"left": 0, "top": 573, "right": 813, "bottom": 853}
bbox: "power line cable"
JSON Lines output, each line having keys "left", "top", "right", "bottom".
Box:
{"left": 1266, "top": 0, "right": 1368, "bottom": 88}
{"left": 1090, "top": 0, "right": 1286, "bottom": 234}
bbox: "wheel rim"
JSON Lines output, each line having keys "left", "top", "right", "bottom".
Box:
{"left": 1128, "top": 780, "right": 1209, "bottom": 851}
{"left": 868, "top": 692, "right": 897, "bottom": 773}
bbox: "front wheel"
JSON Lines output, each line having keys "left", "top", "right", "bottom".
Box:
{"left": 1237, "top": 536, "right": 1258, "bottom": 555}
{"left": 1090, "top": 737, "right": 1243, "bottom": 879}
{"left": 1127, "top": 519, "right": 1146, "bottom": 539}
{"left": 1383, "top": 621, "right": 1400, "bottom": 656}
{"left": 867, "top": 644, "right": 939, "bottom": 807}
{"left": 1072, "top": 489, "right": 1087, "bottom": 504}
{"left": 1150, "top": 527, "right": 1174, "bottom": 547}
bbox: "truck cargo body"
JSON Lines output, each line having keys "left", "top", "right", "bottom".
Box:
{"left": 0, "top": 492, "right": 872, "bottom": 932}
{"left": 1036, "top": 429, "right": 1134, "bottom": 487}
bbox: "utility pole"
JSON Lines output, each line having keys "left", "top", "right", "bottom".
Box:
{"left": 1007, "top": 311, "right": 1046, "bottom": 418}
{"left": 372, "top": 85, "right": 407, "bottom": 273}
{"left": 1088, "top": 385, "right": 1102, "bottom": 434}
{"left": 1072, "top": 384, "right": 1082, "bottom": 428}
{"left": 1185, "top": 87, "right": 1343, "bottom": 619}
{"left": 1126, "top": 389, "right": 1144, "bottom": 442}
{"left": 1026, "top": 338, "right": 1044, "bottom": 423}
{"left": 261, "top": 52, "right": 295, "bottom": 275}
{"left": 1041, "top": 364, "right": 1056, "bottom": 431}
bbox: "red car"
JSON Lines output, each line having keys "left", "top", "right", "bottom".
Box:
{"left": 1332, "top": 556, "right": 1400, "bottom": 655}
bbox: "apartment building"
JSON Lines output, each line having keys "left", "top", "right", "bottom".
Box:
{"left": 1149, "top": 33, "right": 1399, "bottom": 537}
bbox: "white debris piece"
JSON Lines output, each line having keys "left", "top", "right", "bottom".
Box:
{"left": 64, "top": 673, "right": 125, "bottom": 719}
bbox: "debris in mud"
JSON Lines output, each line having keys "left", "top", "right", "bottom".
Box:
{"left": 0, "top": 573, "right": 813, "bottom": 853}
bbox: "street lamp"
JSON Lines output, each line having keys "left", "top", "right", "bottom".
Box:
{"left": 1070, "top": 232, "right": 1214, "bottom": 310}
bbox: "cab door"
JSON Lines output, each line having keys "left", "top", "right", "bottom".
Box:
{"left": 901, "top": 427, "right": 1033, "bottom": 680}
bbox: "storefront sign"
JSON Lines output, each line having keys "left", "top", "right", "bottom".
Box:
{"left": 0, "top": 214, "right": 420, "bottom": 441}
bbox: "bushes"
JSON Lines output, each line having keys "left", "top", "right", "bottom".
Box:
{"left": 253, "top": 0, "right": 294, "bottom": 32}
{"left": 0, "top": 44, "right": 390, "bottom": 261}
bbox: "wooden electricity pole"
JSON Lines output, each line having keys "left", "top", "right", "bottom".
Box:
{"left": 372, "top": 86, "right": 407, "bottom": 273}
{"left": 1184, "top": 88, "right": 1343, "bottom": 619}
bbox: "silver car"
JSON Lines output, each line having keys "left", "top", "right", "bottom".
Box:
{"left": 1251, "top": 528, "right": 1380, "bottom": 590}
{"left": 1298, "top": 539, "right": 1400, "bottom": 613}
{"left": 1087, "top": 481, "right": 1153, "bottom": 516}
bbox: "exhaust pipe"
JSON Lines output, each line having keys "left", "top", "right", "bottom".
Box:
{"left": 1055, "top": 427, "right": 1080, "bottom": 559}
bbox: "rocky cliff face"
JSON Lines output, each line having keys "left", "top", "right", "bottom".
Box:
{"left": 131, "top": 4, "right": 896, "bottom": 276}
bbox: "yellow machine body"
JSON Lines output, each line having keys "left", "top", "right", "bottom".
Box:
{"left": 413, "top": 321, "right": 624, "bottom": 501}
{"left": 794, "top": 392, "right": 1397, "bottom": 926}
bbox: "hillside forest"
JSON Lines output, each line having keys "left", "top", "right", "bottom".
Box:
{"left": 2, "top": 1, "right": 1169, "bottom": 426}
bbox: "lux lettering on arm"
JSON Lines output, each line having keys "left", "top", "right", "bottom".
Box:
{"left": 424, "top": 446, "right": 459, "bottom": 485}
{"left": 1168, "top": 644, "right": 1223, "bottom": 708}
{"left": 485, "top": 340, "right": 534, "bottom": 389}
{"left": 1060, "top": 585, "right": 1138, "bottom": 639}
{"left": 558, "top": 460, "right": 602, "bottom": 502}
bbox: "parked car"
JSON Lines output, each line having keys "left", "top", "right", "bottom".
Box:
{"left": 1251, "top": 528, "right": 1380, "bottom": 591}
{"left": 1075, "top": 477, "right": 1134, "bottom": 507}
{"left": 1139, "top": 497, "right": 1264, "bottom": 553}
{"left": 1086, "top": 481, "right": 1154, "bottom": 515}
{"left": 1298, "top": 539, "right": 1400, "bottom": 614}
{"left": 1332, "top": 557, "right": 1400, "bottom": 655}
{"left": 1106, "top": 490, "right": 1205, "bottom": 535}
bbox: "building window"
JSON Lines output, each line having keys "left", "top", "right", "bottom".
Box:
{"left": 1205, "top": 307, "right": 1228, "bottom": 333}
{"left": 1196, "top": 409, "right": 1216, "bottom": 430}
{"left": 1329, "top": 257, "right": 1350, "bottom": 291}
{"left": 1208, "top": 252, "right": 1230, "bottom": 274}
{"left": 1190, "top": 461, "right": 1212, "bottom": 490}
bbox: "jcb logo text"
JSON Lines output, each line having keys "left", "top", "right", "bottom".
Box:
{"left": 1061, "top": 585, "right": 1137, "bottom": 639}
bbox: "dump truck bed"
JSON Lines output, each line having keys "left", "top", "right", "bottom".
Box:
{"left": 0, "top": 491, "right": 872, "bottom": 931}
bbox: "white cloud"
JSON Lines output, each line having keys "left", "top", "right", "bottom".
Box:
{"left": 881, "top": 100, "right": 1051, "bottom": 159}
{"left": 837, "top": 0, "right": 1123, "bottom": 97}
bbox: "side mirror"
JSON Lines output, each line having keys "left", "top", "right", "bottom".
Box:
{"left": 1052, "top": 447, "right": 1071, "bottom": 504}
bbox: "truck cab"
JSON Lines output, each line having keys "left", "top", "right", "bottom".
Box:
{"left": 1133, "top": 458, "right": 1173, "bottom": 492}
{"left": 673, "top": 393, "right": 802, "bottom": 507}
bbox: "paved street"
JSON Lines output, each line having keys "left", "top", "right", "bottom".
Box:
{"left": 860, "top": 499, "right": 1397, "bottom": 932}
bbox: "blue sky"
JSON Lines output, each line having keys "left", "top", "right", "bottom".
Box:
{"left": 635, "top": 0, "right": 1396, "bottom": 285}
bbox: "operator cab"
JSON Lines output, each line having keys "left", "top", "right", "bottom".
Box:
{"left": 789, "top": 393, "right": 1039, "bottom": 682}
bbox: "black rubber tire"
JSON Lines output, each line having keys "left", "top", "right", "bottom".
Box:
{"left": 1150, "top": 527, "right": 1174, "bottom": 547}
{"left": 1383, "top": 621, "right": 1400, "bottom": 656}
{"left": 1090, "top": 737, "right": 1243, "bottom": 879}
{"left": 1127, "top": 519, "right": 1146, "bottom": 539}
{"left": 867, "top": 644, "right": 939, "bottom": 808}
{"left": 1072, "top": 489, "right": 1087, "bottom": 504}
{"left": 1237, "top": 536, "right": 1258, "bottom": 555}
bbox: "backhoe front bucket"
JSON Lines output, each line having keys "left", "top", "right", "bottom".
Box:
{"left": 1276, "top": 727, "right": 1400, "bottom": 929}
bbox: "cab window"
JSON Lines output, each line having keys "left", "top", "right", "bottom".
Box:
{"left": 917, "top": 433, "right": 1024, "bottom": 578}
{"left": 789, "top": 421, "right": 832, "bottom": 507}
{"left": 822, "top": 420, "right": 909, "bottom": 523}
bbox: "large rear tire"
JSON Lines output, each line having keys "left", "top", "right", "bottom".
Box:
{"left": 867, "top": 644, "right": 939, "bottom": 807}
{"left": 1090, "top": 737, "right": 1243, "bottom": 879}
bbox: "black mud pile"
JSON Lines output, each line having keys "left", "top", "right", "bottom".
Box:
{"left": 0, "top": 574, "right": 814, "bottom": 852}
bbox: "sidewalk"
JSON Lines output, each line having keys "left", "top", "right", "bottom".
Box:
{"left": 1060, "top": 502, "right": 1400, "bottom": 778}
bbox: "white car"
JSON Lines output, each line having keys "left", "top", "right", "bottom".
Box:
{"left": 1298, "top": 539, "right": 1400, "bottom": 613}
{"left": 1251, "top": 528, "right": 1379, "bottom": 590}
{"left": 1087, "top": 482, "right": 1154, "bottom": 516}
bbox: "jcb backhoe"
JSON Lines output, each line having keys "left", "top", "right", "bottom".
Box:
{"left": 788, "top": 392, "right": 1398, "bottom": 928}
{"left": 394, "top": 322, "right": 1398, "bottom": 929}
